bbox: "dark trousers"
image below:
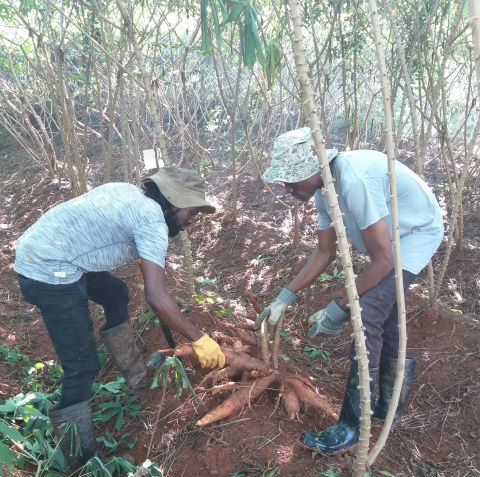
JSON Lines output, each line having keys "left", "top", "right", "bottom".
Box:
{"left": 17, "top": 272, "right": 130, "bottom": 408}
{"left": 349, "top": 269, "right": 416, "bottom": 368}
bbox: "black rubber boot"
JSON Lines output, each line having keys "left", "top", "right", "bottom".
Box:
{"left": 48, "top": 400, "right": 97, "bottom": 470}
{"left": 100, "top": 321, "right": 148, "bottom": 389}
{"left": 300, "top": 361, "right": 378, "bottom": 453}
{"left": 373, "top": 356, "right": 416, "bottom": 420}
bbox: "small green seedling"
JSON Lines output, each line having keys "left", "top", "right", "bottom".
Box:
{"left": 0, "top": 344, "right": 30, "bottom": 366}
{"left": 303, "top": 346, "right": 331, "bottom": 363}
{"left": 192, "top": 293, "right": 218, "bottom": 305}
{"left": 214, "top": 306, "right": 235, "bottom": 320}
{"left": 138, "top": 309, "right": 160, "bottom": 325}
{"left": 131, "top": 459, "right": 163, "bottom": 476}
{"left": 96, "top": 430, "right": 138, "bottom": 455}
{"left": 249, "top": 255, "right": 271, "bottom": 268}
{"left": 151, "top": 356, "right": 202, "bottom": 405}
{"left": 23, "top": 362, "right": 46, "bottom": 392}
{"left": 46, "top": 361, "right": 63, "bottom": 380}
{"left": 93, "top": 394, "right": 142, "bottom": 431}
{"left": 195, "top": 276, "right": 217, "bottom": 286}
{"left": 317, "top": 267, "right": 345, "bottom": 282}
{"left": 80, "top": 455, "right": 136, "bottom": 476}
{"left": 92, "top": 377, "right": 126, "bottom": 398}
{"left": 280, "top": 330, "right": 292, "bottom": 345}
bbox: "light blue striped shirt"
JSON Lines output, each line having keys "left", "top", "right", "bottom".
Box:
{"left": 314, "top": 150, "right": 443, "bottom": 274}
{"left": 14, "top": 183, "right": 169, "bottom": 284}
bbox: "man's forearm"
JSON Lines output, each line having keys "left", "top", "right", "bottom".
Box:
{"left": 149, "top": 295, "right": 203, "bottom": 342}
{"left": 287, "top": 247, "right": 334, "bottom": 294}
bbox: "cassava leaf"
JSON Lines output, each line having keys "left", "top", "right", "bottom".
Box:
{"left": 0, "top": 420, "right": 28, "bottom": 443}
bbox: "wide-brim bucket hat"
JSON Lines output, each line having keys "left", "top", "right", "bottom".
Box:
{"left": 142, "top": 165, "right": 216, "bottom": 214}
{"left": 262, "top": 127, "right": 338, "bottom": 183}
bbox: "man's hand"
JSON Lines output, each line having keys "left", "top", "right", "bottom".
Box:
{"left": 192, "top": 334, "right": 226, "bottom": 368}
{"left": 308, "top": 298, "right": 350, "bottom": 337}
{"left": 254, "top": 287, "right": 298, "bottom": 338}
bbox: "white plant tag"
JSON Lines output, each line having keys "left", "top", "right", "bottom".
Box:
{"left": 143, "top": 149, "right": 164, "bottom": 169}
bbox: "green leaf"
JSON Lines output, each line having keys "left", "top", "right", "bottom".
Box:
{"left": 69, "top": 73, "right": 87, "bottom": 82}
{"left": 0, "top": 441, "right": 15, "bottom": 473}
{"left": 209, "top": 0, "right": 223, "bottom": 47}
{"left": 0, "top": 4, "right": 12, "bottom": 20}
{"left": 0, "top": 398, "right": 18, "bottom": 414}
{"left": 249, "top": 6, "right": 266, "bottom": 67}
{"left": 93, "top": 378, "right": 125, "bottom": 396}
{"left": 138, "top": 310, "right": 155, "bottom": 323}
{"left": 114, "top": 410, "right": 124, "bottom": 431}
{"left": 243, "top": 9, "right": 257, "bottom": 68}
{"left": 377, "top": 471, "right": 397, "bottom": 477}
{"left": 0, "top": 420, "right": 28, "bottom": 443}
{"left": 195, "top": 277, "right": 217, "bottom": 285}
{"left": 222, "top": 4, "right": 245, "bottom": 26}
{"left": 321, "top": 471, "right": 341, "bottom": 477}
{"left": 303, "top": 346, "right": 331, "bottom": 362}
{"left": 151, "top": 357, "right": 203, "bottom": 405}
{"left": 214, "top": 306, "right": 235, "bottom": 318}
{"left": 134, "top": 459, "right": 163, "bottom": 476}
{"left": 265, "top": 39, "right": 283, "bottom": 89}
{"left": 200, "top": 0, "right": 213, "bottom": 53}
{"left": 193, "top": 293, "right": 218, "bottom": 304}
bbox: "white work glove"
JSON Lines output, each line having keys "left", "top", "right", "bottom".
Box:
{"left": 308, "top": 298, "right": 350, "bottom": 337}
{"left": 254, "top": 287, "right": 299, "bottom": 338}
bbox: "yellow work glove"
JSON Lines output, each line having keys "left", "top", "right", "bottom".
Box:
{"left": 192, "top": 334, "right": 226, "bottom": 369}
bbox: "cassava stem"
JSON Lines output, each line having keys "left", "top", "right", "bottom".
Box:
{"left": 365, "top": 0, "right": 406, "bottom": 466}
{"left": 248, "top": 291, "right": 271, "bottom": 364}
{"left": 287, "top": 1, "right": 371, "bottom": 474}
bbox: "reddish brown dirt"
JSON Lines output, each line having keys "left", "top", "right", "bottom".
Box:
{"left": 1, "top": 144, "right": 479, "bottom": 476}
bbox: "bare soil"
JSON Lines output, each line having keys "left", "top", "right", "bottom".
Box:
{"left": 1, "top": 139, "right": 479, "bottom": 476}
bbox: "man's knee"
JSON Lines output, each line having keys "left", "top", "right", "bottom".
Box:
{"left": 111, "top": 278, "right": 129, "bottom": 308}
{"left": 86, "top": 272, "right": 129, "bottom": 307}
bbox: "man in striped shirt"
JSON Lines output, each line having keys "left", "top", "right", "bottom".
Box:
{"left": 15, "top": 165, "right": 225, "bottom": 469}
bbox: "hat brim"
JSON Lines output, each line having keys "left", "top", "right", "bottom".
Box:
{"left": 262, "top": 166, "right": 318, "bottom": 184}
{"left": 142, "top": 177, "right": 216, "bottom": 214}
{"left": 262, "top": 148, "right": 339, "bottom": 184}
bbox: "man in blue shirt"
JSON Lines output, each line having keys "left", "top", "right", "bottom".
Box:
{"left": 258, "top": 127, "right": 443, "bottom": 453}
{"left": 15, "top": 165, "right": 225, "bottom": 469}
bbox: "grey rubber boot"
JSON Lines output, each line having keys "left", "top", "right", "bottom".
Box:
{"left": 48, "top": 400, "right": 97, "bottom": 470}
{"left": 373, "top": 356, "right": 417, "bottom": 420}
{"left": 100, "top": 320, "right": 147, "bottom": 389}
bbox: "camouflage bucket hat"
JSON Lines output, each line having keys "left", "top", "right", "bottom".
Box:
{"left": 262, "top": 127, "right": 338, "bottom": 183}
{"left": 142, "top": 165, "right": 216, "bottom": 214}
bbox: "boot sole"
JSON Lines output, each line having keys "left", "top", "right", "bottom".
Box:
{"left": 300, "top": 439, "right": 358, "bottom": 456}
